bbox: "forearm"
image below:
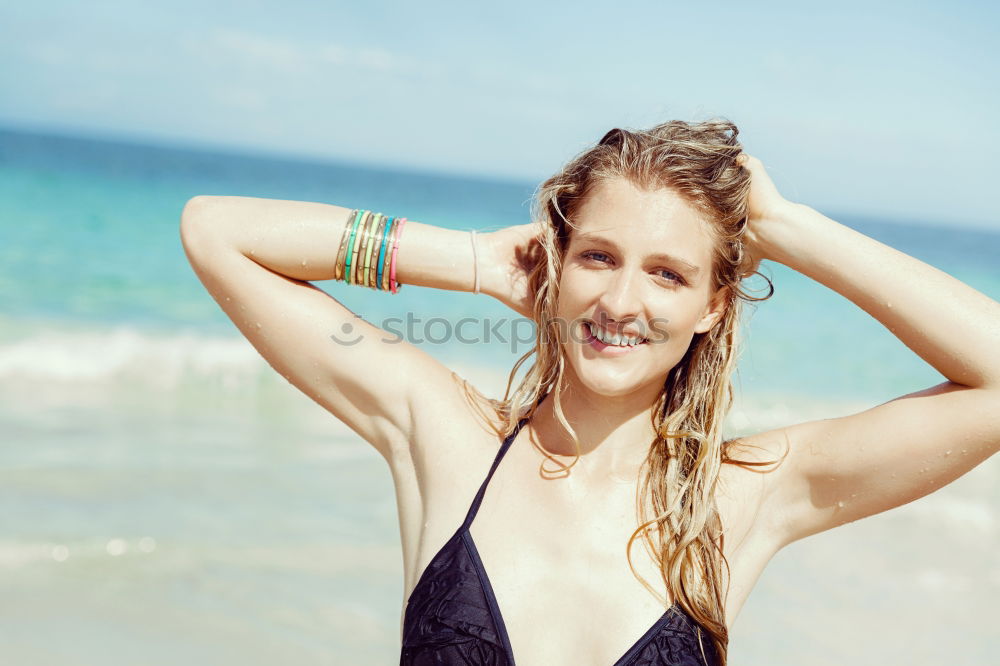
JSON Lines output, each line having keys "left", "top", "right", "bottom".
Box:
{"left": 180, "top": 195, "right": 478, "bottom": 292}
{"left": 761, "top": 203, "right": 1000, "bottom": 389}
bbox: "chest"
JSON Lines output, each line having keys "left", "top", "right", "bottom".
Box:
{"left": 399, "top": 435, "right": 777, "bottom": 665}
{"left": 468, "top": 490, "right": 687, "bottom": 665}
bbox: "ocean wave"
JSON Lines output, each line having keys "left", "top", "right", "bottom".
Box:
{"left": 0, "top": 324, "right": 273, "bottom": 389}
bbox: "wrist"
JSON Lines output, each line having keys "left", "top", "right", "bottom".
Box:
{"left": 756, "top": 201, "right": 814, "bottom": 266}
{"left": 476, "top": 230, "right": 500, "bottom": 298}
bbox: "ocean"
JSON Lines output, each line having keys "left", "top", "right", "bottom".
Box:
{"left": 1, "top": 126, "right": 997, "bottom": 664}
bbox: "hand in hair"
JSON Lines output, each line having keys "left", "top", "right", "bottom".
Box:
{"left": 480, "top": 221, "right": 546, "bottom": 318}
{"left": 737, "top": 153, "right": 798, "bottom": 274}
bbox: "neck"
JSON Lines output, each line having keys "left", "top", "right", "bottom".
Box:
{"left": 528, "top": 373, "right": 664, "bottom": 484}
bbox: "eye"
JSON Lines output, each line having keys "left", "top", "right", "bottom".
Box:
{"left": 656, "top": 269, "right": 685, "bottom": 285}
{"left": 580, "top": 251, "right": 685, "bottom": 286}
{"left": 581, "top": 250, "right": 612, "bottom": 264}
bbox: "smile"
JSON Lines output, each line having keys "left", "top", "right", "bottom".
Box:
{"left": 583, "top": 321, "right": 648, "bottom": 354}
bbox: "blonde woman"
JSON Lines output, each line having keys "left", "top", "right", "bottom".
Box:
{"left": 179, "top": 119, "right": 1000, "bottom": 666}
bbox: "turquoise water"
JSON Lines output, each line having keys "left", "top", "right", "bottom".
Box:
{"left": 1, "top": 126, "right": 997, "bottom": 664}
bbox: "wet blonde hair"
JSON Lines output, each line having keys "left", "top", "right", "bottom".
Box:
{"left": 467, "top": 118, "right": 779, "bottom": 665}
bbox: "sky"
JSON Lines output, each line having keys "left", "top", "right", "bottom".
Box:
{"left": 1, "top": 0, "right": 998, "bottom": 230}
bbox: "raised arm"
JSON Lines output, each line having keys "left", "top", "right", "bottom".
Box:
{"left": 733, "top": 156, "right": 1000, "bottom": 551}
{"left": 178, "top": 195, "right": 486, "bottom": 462}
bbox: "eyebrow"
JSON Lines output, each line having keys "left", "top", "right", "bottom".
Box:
{"left": 575, "top": 232, "right": 702, "bottom": 277}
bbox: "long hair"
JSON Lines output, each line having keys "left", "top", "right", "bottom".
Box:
{"left": 464, "top": 118, "right": 779, "bottom": 665}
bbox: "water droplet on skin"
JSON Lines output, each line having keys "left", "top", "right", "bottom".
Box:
{"left": 249, "top": 249, "right": 256, "bottom": 256}
{"left": 837, "top": 501, "right": 845, "bottom": 508}
{"left": 240, "top": 305, "right": 246, "bottom": 311}
{"left": 962, "top": 449, "right": 968, "bottom": 455}
{"left": 225, "top": 297, "right": 230, "bottom": 301}
{"left": 301, "top": 259, "right": 307, "bottom": 267}
{"left": 944, "top": 450, "right": 952, "bottom": 456}
{"left": 887, "top": 302, "right": 892, "bottom": 308}
{"left": 255, "top": 322, "right": 261, "bottom": 329}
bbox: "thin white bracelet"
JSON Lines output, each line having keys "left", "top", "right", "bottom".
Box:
{"left": 470, "top": 230, "right": 480, "bottom": 294}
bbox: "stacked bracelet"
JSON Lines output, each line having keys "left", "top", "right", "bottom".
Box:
{"left": 336, "top": 209, "right": 407, "bottom": 292}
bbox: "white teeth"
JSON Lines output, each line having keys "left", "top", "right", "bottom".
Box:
{"left": 588, "top": 322, "right": 644, "bottom": 347}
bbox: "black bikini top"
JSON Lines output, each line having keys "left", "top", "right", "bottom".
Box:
{"left": 400, "top": 414, "right": 721, "bottom": 666}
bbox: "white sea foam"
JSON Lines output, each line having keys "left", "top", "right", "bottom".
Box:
{"left": 0, "top": 324, "right": 264, "bottom": 388}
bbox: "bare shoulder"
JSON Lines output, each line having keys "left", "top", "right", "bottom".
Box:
{"left": 411, "top": 368, "right": 506, "bottom": 460}
{"left": 393, "top": 361, "right": 508, "bottom": 507}
{"left": 391, "top": 363, "right": 511, "bottom": 578}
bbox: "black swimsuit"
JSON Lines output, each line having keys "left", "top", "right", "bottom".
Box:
{"left": 399, "top": 415, "right": 721, "bottom": 666}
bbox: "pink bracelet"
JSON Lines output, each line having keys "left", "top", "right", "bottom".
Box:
{"left": 389, "top": 217, "right": 407, "bottom": 294}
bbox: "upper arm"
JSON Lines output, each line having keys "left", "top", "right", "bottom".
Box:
{"left": 179, "top": 196, "right": 463, "bottom": 463}
{"left": 743, "top": 382, "right": 1000, "bottom": 551}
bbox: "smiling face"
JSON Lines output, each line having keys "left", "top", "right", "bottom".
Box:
{"left": 555, "top": 177, "right": 730, "bottom": 402}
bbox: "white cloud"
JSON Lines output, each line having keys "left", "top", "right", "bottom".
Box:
{"left": 208, "top": 28, "right": 312, "bottom": 73}
{"left": 200, "top": 27, "right": 422, "bottom": 77}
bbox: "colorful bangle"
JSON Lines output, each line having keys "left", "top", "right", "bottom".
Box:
{"left": 376, "top": 216, "right": 395, "bottom": 291}
{"left": 349, "top": 210, "right": 369, "bottom": 285}
{"left": 390, "top": 217, "right": 408, "bottom": 294}
{"left": 385, "top": 217, "right": 401, "bottom": 291}
{"left": 374, "top": 214, "right": 391, "bottom": 288}
{"left": 343, "top": 209, "right": 364, "bottom": 285}
{"left": 335, "top": 208, "right": 408, "bottom": 292}
{"left": 364, "top": 213, "right": 384, "bottom": 288}
{"left": 334, "top": 209, "right": 356, "bottom": 281}
{"left": 354, "top": 213, "right": 378, "bottom": 287}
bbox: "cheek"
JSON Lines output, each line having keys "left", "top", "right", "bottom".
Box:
{"left": 647, "top": 298, "right": 707, "bottom": 344}
{"left": 554, "top": 277, "right": 590, "bottom": 319}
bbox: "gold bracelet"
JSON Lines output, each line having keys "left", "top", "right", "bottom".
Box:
{"left": 363, "top": 210, "right": 380, "bottom": 286}
{"left": 372, "top": 215, "right": 386, "bottom": 290}
{"left": 360, "top": 210, "right": 377, "bottom": 286}
{"left": 364, "top": 213, "right": 381, "bottom": 288}
{"left": 356, "top": 211, "right": 370, "bottom": 286}
{"left": 334, "top": 209, "right": 356, "bottom": 281}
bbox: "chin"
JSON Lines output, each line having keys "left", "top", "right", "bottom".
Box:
{"left": 573, "top": 367, "right": 649, "bottom": 400}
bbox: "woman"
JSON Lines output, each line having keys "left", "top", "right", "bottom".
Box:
{"left": 179, "top": 119, "right": 1000, "bottom": 666}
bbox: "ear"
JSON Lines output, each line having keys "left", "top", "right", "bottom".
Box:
{"left": 693, "top": 285, "right": 730, "bottom": 334}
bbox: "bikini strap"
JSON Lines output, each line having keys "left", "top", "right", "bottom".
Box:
{"left": 459, "top": 415, "right": 530, "bottom": 530}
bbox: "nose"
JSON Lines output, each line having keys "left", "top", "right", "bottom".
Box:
{"left": 595, "top": 266, "right": 643, "bottom": 330}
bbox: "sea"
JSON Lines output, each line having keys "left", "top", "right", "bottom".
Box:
{"left": 1, "top": 126, "right": 997, "bottom": 665}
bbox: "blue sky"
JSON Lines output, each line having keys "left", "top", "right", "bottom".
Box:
{"left": 1, "top": 0, "right": 998, "bottom": 229}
